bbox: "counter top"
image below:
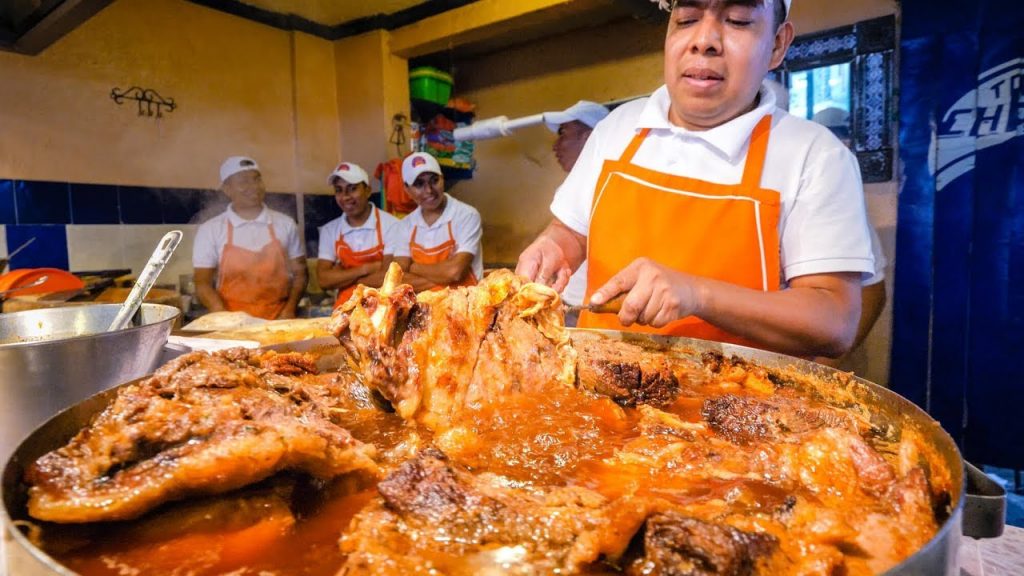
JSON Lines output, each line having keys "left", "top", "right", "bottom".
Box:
{"left": 961, "top": 524, "right": 1024, "bottom": 575}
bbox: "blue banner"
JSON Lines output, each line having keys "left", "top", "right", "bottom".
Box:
{"left": 894, "top": 0, "right": 1024, "bottom": 466}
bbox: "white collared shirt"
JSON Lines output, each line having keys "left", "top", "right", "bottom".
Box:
{"left": 317, "top": 206, "right": 402, "bottom": 262}
{"left": 391, "top": 194, "right": 484, "bottom": 281}
{"left": 192, "top": 204, "right": 304, "bottom": 269}
{"left": 551, "top": 81, "right": 876, "bottom": 284}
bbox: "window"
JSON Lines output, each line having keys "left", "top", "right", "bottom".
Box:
{"left": 771, "top": 16, "right": 896, "bottom": 183}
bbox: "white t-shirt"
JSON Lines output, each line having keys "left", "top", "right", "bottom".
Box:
{"left": 317, "top": 206, "right": 402, "bottom": 262}
{"left": 391, "top": 194, "right": 484, "bottom": 281}
{"left": 193, "top": 205, "right": 304, "bottom": 272}
{"left": 552, "top": 82, "right": 876, "bottom": 284}
{"left": 866, "top": 224, "right": 887, "bottom": 286}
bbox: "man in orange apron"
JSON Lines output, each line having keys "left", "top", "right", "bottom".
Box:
{"left": 316, "top": 162, "right": 400, "bottom": 308}
{"left": 517, "top": 0, "right": 877, "bottom": 358}
{"left": 193, "top": 156, "right": 307, "bottom": 320}
{"left": 391, "top": 152, "right": 483, "bottom": 292}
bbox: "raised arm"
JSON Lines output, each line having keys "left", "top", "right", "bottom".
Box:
{"left": 515, "top": 218, "right": 587, "bottom": 293}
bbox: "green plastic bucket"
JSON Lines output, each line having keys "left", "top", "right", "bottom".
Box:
{"left": 409, "top": 67, "right": 454, "bottom": 105}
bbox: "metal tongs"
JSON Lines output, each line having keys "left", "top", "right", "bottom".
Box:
{"left": 108, "top": 231, "right": 183, "bottom": 332}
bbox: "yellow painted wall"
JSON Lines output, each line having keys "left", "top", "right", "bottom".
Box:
{"left": 334, "top": 29, "right": 410, "bottom": 173}
{"left": 0, "top": 0, "right": 339, "bottom": 194}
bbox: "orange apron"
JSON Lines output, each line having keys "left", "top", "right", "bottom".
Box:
{"left": 217, "top": 220, "right": 291, "bottom": 320}
{"left": 410, "top": 220, "right": 477, "bottom": 290}
{"left": 580, "top": 114, "right": 781, "bottom": 346}
{"left": 333, "top": 207, "right": 386, "bottom": 308}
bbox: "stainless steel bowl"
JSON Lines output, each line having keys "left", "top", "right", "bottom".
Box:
{"left": 0, "top": 304, "right": 180, "bottom": 464}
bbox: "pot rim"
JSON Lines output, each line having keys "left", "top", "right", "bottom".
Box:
{"left": 0, "top": 303, "right": 180, "bottom": 351}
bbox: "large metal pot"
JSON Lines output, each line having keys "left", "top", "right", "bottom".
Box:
{"left": 1, "top": 330, "right": 1004, "bottom": 575}
{"left": 0, "top": 304, "right": 180, "bottom": 465}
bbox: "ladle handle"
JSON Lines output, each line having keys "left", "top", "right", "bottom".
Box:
{"left": 108, "top": 231, "right": 182, "bottom": 332}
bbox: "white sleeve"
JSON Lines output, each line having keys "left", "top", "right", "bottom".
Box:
{"left": 453, "top": 205, "right": 482, "bottom": 257}
{"left": 192, "top": 221, "right": 220, "bottom": 269}
{"left": 391, "top": 219, "right": 412, "bottom": 258}
{"left": 864, "top": 223, "right": 887, "bottom": 285}
{"left": 382, "top": 217, "right": 403, "bottom": 257}
{"left": 281, "top": 219, "right": 305, "bottom": 259}
{"left": 780, "top": 143, "right": 875, "bottom": 281}
{"left": 550, "top": 125, "right": 604, "bottom": 236}
{"left": 317, "top": 221, "right": 336, "bottom": 261}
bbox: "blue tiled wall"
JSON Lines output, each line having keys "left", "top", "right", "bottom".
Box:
{"left": 1, "top": 179, "right": 320, "bottom": 271}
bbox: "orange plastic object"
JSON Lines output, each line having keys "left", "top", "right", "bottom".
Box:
{"left": 0, "top": 268, "right": 84, "bottom": 296}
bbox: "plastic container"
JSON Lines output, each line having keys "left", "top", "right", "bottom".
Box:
{"left": 409, "top": 67, "right": 454, "bottom": 106}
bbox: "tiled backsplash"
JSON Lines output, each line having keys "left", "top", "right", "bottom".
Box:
{"left": 0, "top": 179, "right": 349, "bottom": 287}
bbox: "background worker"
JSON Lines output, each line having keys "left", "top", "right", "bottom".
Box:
{"left": 391, "top": 152, "right": 483, "bottom": 292}
{"left": 517, "top": 0, "right": 876, "bottom": 359}
{"left": 316, "top": 161, "right": 400, "bottom": 308}
{"left": 542, "top": 100, "right": 611, "bottom": 322}
{"left": 193, "top": 156, "right": 307, "bottom": 320}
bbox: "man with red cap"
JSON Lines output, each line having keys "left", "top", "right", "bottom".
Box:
{"left": 391, "top": 152, "right": 483, "bottom": 291}
{"left": 316, "top": 161, "right": 400, "bottom": 308}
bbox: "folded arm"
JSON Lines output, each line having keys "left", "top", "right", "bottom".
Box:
{"left": 397, "top": 253, "right": 474, "bottom": 291}
{"left": 316, "top": 259, "right": 378, "bottom": 291}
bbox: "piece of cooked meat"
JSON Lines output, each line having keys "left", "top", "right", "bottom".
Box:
{"left": 701, "top": 394, "right": 853, "bottom": 445}
{"left": 25, "top": 349, "right": 378, "bottom": 523}
{"left": 339, "top": 448, "right": 637, "bottom": 575}
{"left": 572, "top": 333, "right": 699, "bottom": 407}
{"left": 625, "top": 511, "right": 777, "bottom": 576}
{"left": 331, "top": 263, "right": 576, "bottom": 430}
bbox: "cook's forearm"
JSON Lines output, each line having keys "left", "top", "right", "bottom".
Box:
{"left": 696, "top": 274, "right": 861, "bottom": 358}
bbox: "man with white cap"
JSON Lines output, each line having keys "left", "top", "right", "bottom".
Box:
{"left": 391, "top": 152, "right": 483, "bottom": 291}
{"left": 544, "top": 100, "right": 611, "bottom": 173}
{"left": 518, "top": 0, "right": 878, "bottom": 359}
{"left": 543, "top": 100, "right": 611, "bottom": 321}
{"left": 193, "top": 156, "right": 306, "bottom": 319}
{"left": 317, "top": 161, "right": 401, "bottom": 308}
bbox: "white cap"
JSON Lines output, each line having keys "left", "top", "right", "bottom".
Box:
{"left": 543, "top": 100, "right": 610, "bottom": 133}
{"left": 327, "top": 162, "right": 369, "bottom": 186}
{"left": 219, "top": 156, "right": 260, "bottom": 184}
{"left": 401, "top": 152, "right": 442, "bottom": 186}
{"left": 652, "top": 0, "right": 791, "bottom": 15}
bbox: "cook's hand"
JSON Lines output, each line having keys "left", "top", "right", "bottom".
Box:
{"left": 277, "top": 307, "right": 297, "bottom": 320}
{"left": 590, "top": 258, "right": 705, "bottom": 328}
{"left": 516, "top": 236, "right": 573, "bottom": 293}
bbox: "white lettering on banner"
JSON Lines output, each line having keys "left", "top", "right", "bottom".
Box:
{"left": 933, "top": 58, "right": 1024, "bottom": 191}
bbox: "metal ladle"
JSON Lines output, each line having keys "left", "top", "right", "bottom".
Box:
{"left": 108, "top": 231, "right": 183, "bottom": 332}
